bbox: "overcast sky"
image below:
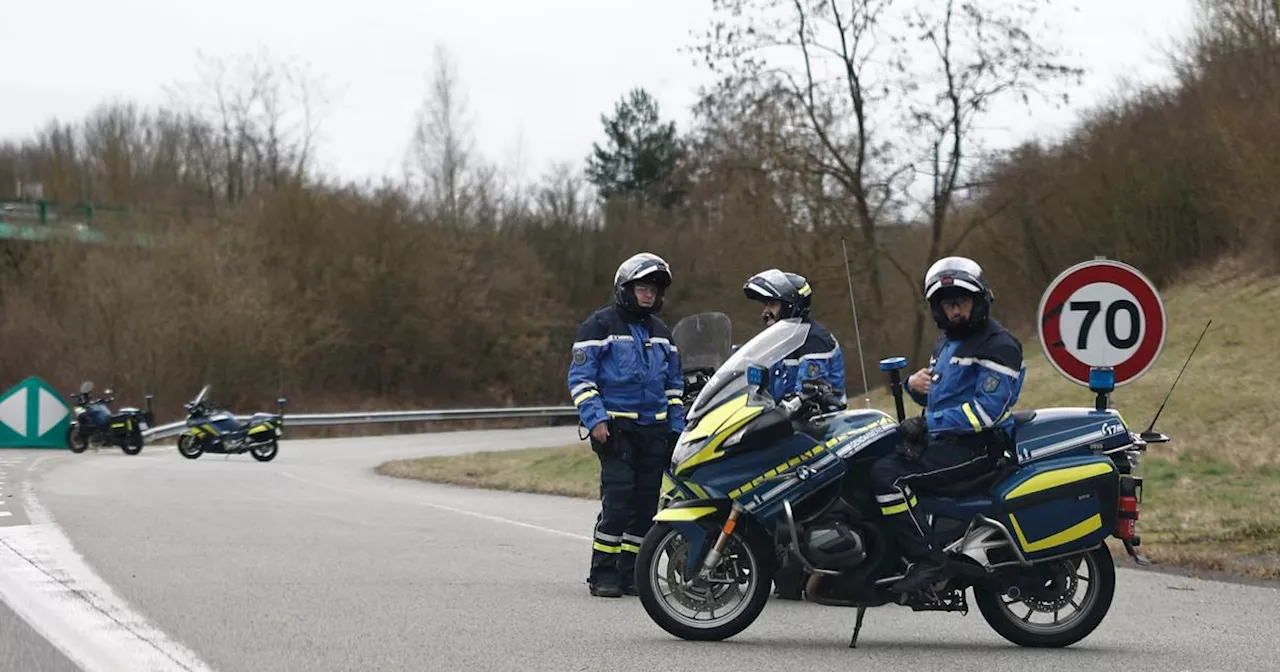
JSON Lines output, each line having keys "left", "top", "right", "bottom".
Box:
{"left": 3, "top": 1, "right": 1199, "bottom": 188}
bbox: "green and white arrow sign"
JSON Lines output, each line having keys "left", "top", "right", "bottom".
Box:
{"left": 0, "top": 376, "right": 72, "bottom": 449}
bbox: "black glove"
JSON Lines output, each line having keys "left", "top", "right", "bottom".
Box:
{"left": 896, "top": 415, "right": 929, "bottom": 460}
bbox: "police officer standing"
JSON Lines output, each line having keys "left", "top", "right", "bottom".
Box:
{"left": 742, "top": 268, "right": 847, "bottom": 600}
{"left": 568, "top": 252, "right": 684, "bottom": 598}
{"left": 869, "top": 256, "right": 1026, "bottom": 593}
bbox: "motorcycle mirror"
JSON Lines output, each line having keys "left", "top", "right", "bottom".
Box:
{"left": 80, "top": 381, "right": 93, "bottom": 393}
{"left": 277, "top": 397, "right": 288, "bottom": 406}
{"left": 104, "top": 388, "right": 113, "bottom": 396}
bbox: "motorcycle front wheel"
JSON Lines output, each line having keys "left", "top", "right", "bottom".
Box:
{"left": 636, "top": 520, "right": 773, "bottom": 642}
{"left": 66, "top": 426, "right": 88, "bottom": 453}
{"left": 974, "top": 544, "right": 1116, "bottom": 648}
{"left": 251, "top": 440, "right": 278, "bottom": 462}
{"left": 177, "top": 434, "right": 203, "bottom": 459}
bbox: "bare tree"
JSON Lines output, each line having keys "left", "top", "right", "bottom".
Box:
{"left": 164, "top": 48, "right": 330, "bottom": 208}
{"left": 692, "top": 0, "right": 1082, "bottom": 361}
{"left": 404, "top": 43, "right": 480, "bottom": 226}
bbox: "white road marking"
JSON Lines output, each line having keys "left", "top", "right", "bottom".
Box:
{"left": 0, "top": 455, "right": 217, "bottom": 672}
{"left": 0, "top": 512, "right": 11, "bottom": 518}
{"left": 280, "top": 471, "right": 592, "bottom": 542}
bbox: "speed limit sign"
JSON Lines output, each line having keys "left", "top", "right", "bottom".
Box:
{"left": 1037, "top": 258, "right": 1167, "bottom": 387}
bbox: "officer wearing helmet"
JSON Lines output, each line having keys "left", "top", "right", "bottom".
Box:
{"left": 743, "top": 268, "right": 847, "bottom": 600}
{"left": 567, "top": 252, "right": 684, "bottom": 598}
{"left": 869, "top": 256, "right": 1027, "bottom": 594}
{"left": 742, "top": 268, "right": 847, "bottom": 405}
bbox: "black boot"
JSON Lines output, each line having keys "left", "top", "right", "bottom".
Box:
{"left": 588, "top": 579, "right": 623, "bottom": 598}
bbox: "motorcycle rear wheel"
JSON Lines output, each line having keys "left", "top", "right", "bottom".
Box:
{"left": 121, "top": 431, "right": 143, "bottom": 456}
{"left": 251, "top": 440, "right": 278, "bottom": 462}
{"left": 636, "top": 521, "right": 773, "bottom": 642}
{"left": 974, "top": 544, "right": 1116, "bottom": 648}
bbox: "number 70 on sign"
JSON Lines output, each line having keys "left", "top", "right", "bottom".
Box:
{"left": 1037, "top": 258, "right": 1167, "bottom": 388}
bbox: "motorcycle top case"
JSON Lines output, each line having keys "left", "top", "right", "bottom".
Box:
{"left": 990, "top": 453, "right": 1119, "bottom": 561}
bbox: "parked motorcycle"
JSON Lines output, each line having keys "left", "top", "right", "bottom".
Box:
{"left": 65, "top": 381, "right": 155, "bottom": 455}
{"left": 175, "top": 384, "right": 286, "bottom": 462}
{"left": 639, "top": 317, "right": 1162, "bottom": 649}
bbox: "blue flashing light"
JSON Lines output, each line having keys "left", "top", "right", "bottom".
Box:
{"left": 746, "top": 364, "right": 767, "bottom": 387}
{"left": 879, "top": 357, "right": 908, "bottom": 372}
{"left": 1089, "top": 367, "right": 1115, "bottom": 393}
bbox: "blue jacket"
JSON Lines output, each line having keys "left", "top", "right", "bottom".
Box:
{"left": 767, "top": 319, "right": 847, "bottom": 403}
{"left": 906, "top": 317, "right": 1026, "bottom": 437}
{"left": 567, "top": 306, "right": 685, "bottom": 433}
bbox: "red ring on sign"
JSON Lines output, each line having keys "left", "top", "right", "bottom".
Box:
{"left": 1039, "top": 263, "right": 1165, "bottom": 386}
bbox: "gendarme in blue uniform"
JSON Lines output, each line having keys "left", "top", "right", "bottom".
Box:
{"left": 567, "top": 305, "right": 684, "bottom": 433}
{"left": 569, "top": 251, "right": 684, "bottom": 598}
{"left": 906, "top": 317, "right": 1027, "bottom": 437}
{"left": 767, "top": 319, "right": 847, "bottom": 404}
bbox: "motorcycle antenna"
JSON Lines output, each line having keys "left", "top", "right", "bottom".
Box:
{"left": 841, "top": 237, "right": 872, "bottom": 409}
{"left": 1143, "top": 318, "right": 1212, "bottom": 435}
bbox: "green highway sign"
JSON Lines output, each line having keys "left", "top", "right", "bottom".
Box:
{"left": 0, "top": 377, "right": 72, "bottom": 449}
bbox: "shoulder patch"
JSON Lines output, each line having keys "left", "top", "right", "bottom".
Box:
{"left": 573, "top": 348, "right": 587, "bottom": 366}
{"left": 805, "top": 361, "right": 821, "bottom": 379}
{"left": 981, "top": 373, "right": 999, "bottom": 393}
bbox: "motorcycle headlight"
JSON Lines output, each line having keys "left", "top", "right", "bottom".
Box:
{"left": 721, "top": 426, "right": 748, "bottom": 448}
{"left": 671, "top": 434, "right": 705, "bottom": 469}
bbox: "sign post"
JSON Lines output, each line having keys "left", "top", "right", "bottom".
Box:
{"left": 1037, "top": 258, "right": 1167, "bottom": 408}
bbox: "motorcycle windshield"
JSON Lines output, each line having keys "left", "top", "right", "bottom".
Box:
{"left": 194, "top": 385, "right": 211, "bottom": 406}
{"left": 671, "top": 312, "right": 733, "bottom": 372}
{"left": 685, "top": 318, "right": 811, "bottom": 423}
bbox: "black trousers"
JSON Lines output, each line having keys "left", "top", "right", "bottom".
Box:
{"left": 868, "top": 434, "right": 998, "bottom": 560}
{"left": 588, "top": 419, "right": 671, "bottom": 587}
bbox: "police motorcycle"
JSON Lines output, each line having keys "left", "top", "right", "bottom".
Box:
{"left": 65, "top": 381, "right": 155, "bottom": 455}
{"left": 638, "top": 316, "right": 1161, "bottom": 649}
{"left": 175, "top": 384, "right": 286, "bottom": 462}
{"left": 671, "top": 311, "right": 734, "bottom": 407}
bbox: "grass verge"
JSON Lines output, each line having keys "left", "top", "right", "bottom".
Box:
{"left": 375, "top": 444, "right": 601, "bottom": 499}
{"left": 376, "top": 258, "right": 1280, "bottom": 581}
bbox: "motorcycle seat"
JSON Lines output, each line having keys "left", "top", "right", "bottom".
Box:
{"left": 1012, "top": 409, "right": 1037, "bottom": 426}
{"left": 902, "top": 461, "right": 1019, "bottom": 498}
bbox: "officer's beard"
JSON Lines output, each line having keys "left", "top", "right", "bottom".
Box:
{"left": 944, "top": 316, "right": 978, "bottom": 339}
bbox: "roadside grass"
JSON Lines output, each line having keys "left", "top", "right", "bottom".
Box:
{"left": 377, "top": 258, "right": 1280, "bottom": 580}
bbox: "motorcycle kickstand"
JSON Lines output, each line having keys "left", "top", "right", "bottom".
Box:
{"left": 848, "top": 605, "right": 867, "bottom": 649}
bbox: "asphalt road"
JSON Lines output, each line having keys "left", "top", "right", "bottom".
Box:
{"left": 0, "top": 428, "right": 1277, "bottom": 672}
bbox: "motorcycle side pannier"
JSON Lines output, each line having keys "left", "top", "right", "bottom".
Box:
{"left": 990, "top": 454, "right": 1119, "bottom": 562}
{"left": 108, "top": 413, "right": 140, "bottom": 440}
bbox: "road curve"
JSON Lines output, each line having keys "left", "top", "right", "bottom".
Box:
{"left": 0, "top": 427, "right": 1277, "bottom": 672}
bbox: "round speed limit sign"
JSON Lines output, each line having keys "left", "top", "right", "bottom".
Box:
{"left": 1037, "top": 258, "right": 1167, "bottom": 387}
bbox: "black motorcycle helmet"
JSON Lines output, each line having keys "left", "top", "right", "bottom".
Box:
{"left": 614, "top": 252, "right": 673, "bottom": 318}
{"left": 743, "top": 268, "right": 812, "bottom": 325}
{"left": 923, "top": 256, "right": 994, "bottom": 335}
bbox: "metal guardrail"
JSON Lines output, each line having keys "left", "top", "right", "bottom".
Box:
{"left": 140, "top": 406, "right": 581, "bottom": 441}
